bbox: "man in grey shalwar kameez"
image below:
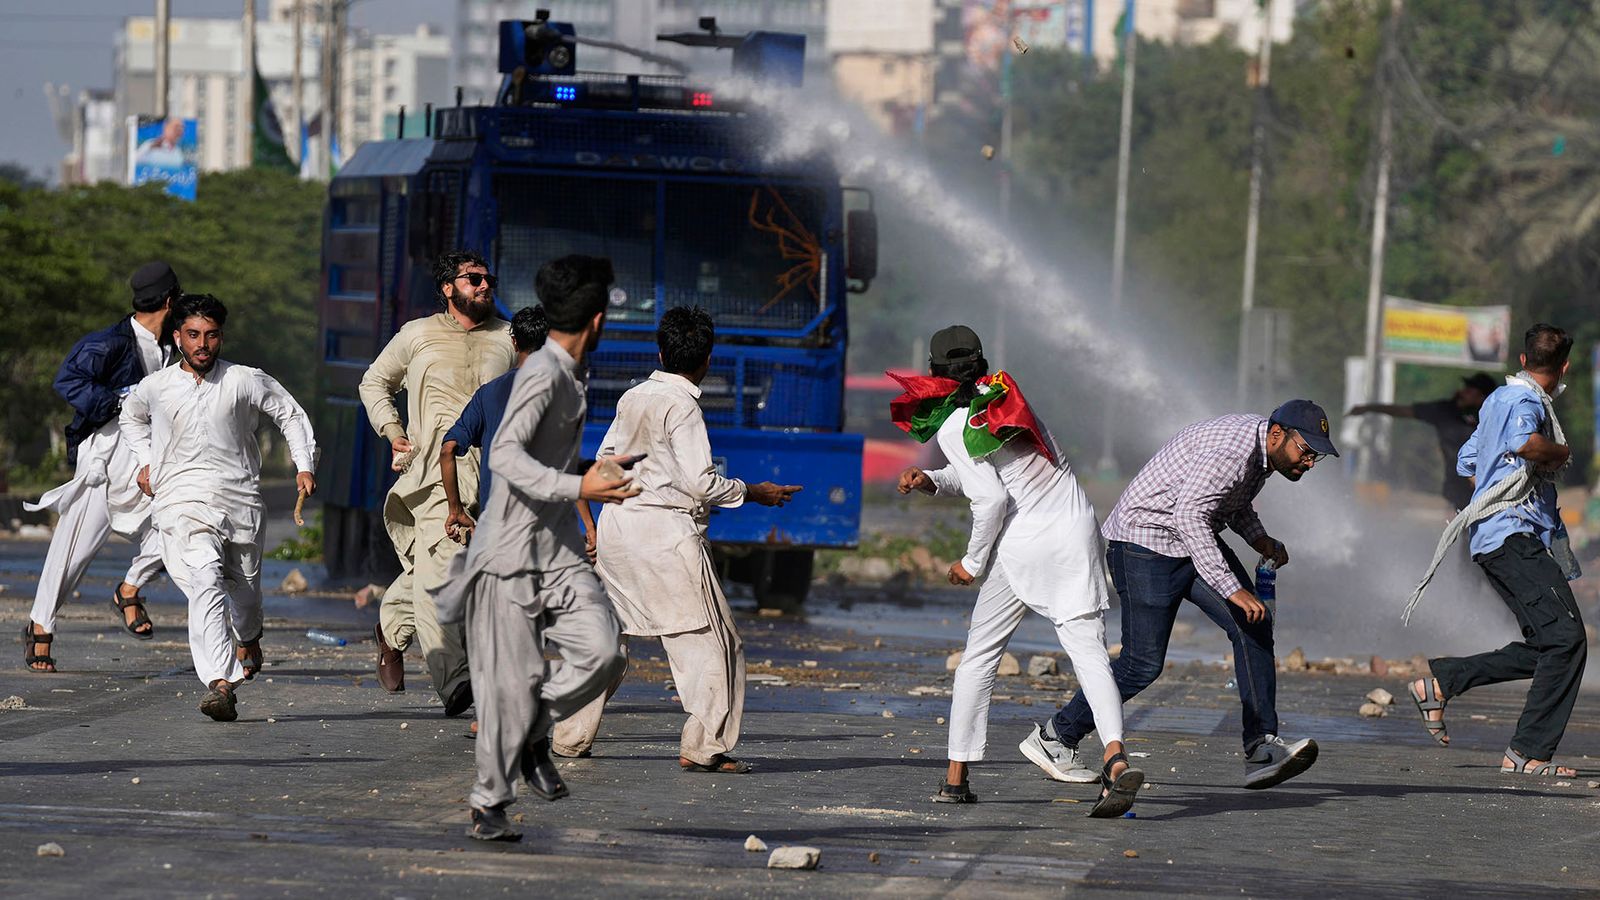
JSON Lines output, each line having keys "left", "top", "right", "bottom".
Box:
{"left": 552, "top": 307, "right": 800, "bottom": 772}
{"left": 433, "top": 256, "right": 635, "bottom": 841}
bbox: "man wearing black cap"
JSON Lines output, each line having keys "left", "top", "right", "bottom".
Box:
{"left": 1348, "top": 373, "right": 1497, "bottom": 510}
{"left": 22, "top": 262, "right": 178, "bottom": 672}
{"left": 1022, "top": 401, "right": 1338, "bottom": 790}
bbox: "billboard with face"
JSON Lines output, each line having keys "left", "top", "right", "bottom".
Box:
{"left": 128, "top": 116, "right": 199, "bottom": 201}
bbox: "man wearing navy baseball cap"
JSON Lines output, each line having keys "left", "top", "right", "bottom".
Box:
{"left": 1022, "top": 400, "right": 1338, "bottom": 791}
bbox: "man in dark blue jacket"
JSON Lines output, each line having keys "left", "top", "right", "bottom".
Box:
{"left": 23, "top": 263, "right": 179, "bottom": 673}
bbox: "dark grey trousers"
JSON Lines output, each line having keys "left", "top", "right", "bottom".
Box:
{"left": 1431, "top": 533, "right": 1588, "bottom": 760}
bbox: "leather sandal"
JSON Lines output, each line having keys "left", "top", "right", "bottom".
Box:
{"left": 680, "top": 754, "right": 752, "bottom": 774}
{"left": 237, "top": 636, "right": 263, "bottom": 680}
{"left": 21, "top": 625, "right": 55, "bottom": 673}
{"left": 111, "top": 588, "right": 155, "bottom": 640}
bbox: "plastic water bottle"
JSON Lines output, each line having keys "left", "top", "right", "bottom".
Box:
{"left": 305, "top": 629, "right": 348, "bottom": 647}
{"left": 1255, "top": 556, "right": 1277, "bottom": 621}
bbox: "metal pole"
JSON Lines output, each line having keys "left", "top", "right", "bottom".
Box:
{"left": 292, "top": 0, "right": 303, "bottom": 165}
{"left": 155, "top": 0, "right": 170, "bottom": 118}
{"left": 995, "top": 9, "right": 1015, "bottom": 367}
{"left": 1236, "top": 0, "right": 1274, "bottom": 408}
{"left": 319, "top": 0, "right": 335, "bottom": 179}
{"left": 1098, "top": 0, "right": 1136, "bottom": 476}
{"left": 334, "top": 0, "right": 346, "bottom": 165}
{"left": 1358, "top": 2, "right": 1398, "bottom": 481}
{"left": 243, "top": 0, "right": 256, "bottom": 166}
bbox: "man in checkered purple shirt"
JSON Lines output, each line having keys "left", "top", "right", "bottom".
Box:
{"left": 1018, "top": 400, "right": 1338, "bottom": 791}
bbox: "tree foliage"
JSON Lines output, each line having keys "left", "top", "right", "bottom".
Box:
{"left": 0, "top": 170, "right": 322, "bottom": 484}
{"left": 857, "top": 0, "right": 1599, "bottom": 480}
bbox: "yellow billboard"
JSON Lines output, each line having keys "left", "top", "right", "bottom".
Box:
{"left": 1381, "top": 296, "right": 1509, "bottom": 369}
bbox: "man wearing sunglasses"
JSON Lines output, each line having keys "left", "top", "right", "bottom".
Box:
{"left": 1022, "top": 400, "right": 1338, "bottom": 791}
{"left": 359, "top": 250, "right": 516, "bottom": 712}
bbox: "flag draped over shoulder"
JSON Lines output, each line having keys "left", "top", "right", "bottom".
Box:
{"left": 886, "top": 370, "right": 1055, "bottom": 464}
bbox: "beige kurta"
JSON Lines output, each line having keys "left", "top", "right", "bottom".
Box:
{"left": 358, "top": 312, "right": 516, "bottom": 577}
{"left": 593, "top": 371, "right": 747, "bottom": 636}
{"left": 359, "top": 312, "right": 513, "bottom": 697}
{"left": 553, "top": 371, "right": 749, "bottom": 764}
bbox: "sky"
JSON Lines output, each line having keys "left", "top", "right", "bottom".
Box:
{"left": 0, "top": 1, "right": 444, "bottom": 182}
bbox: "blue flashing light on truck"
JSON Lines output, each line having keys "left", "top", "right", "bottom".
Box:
{"left": 316, "top": 14, "right": 878, "bottom": 608}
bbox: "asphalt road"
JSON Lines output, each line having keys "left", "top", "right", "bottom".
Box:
{"left": 1, "top": 535, "right": 1598, "bottom": 898}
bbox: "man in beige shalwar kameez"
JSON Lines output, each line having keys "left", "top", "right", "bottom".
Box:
{"left": 358, "top": 250, "right": 515, "bottom": 710}
{"left": 553, "top": 307, "right": 800, "bottom": 772}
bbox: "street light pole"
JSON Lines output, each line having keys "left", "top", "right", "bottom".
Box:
{"left": 1236, "top": 0, "right": 1275, "bottom": 408}
{"left": 243, "top": 0, "right": 256, "bottom": 166}
{"left": 155, "top": 0, "right": 170, "bottom": 119}
{"left": 1099, "top": 0, "right": 1136, "bottom": 476}
{"left": 1358, "top": 2, "right": 1398, "bottom": 481}
{"left": 292, "top": 0, "right": 304, "bottom": 166}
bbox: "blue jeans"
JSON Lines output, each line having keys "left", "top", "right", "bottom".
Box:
{"left": 1049, "top": 540, "right": 1278, "bottom": 752}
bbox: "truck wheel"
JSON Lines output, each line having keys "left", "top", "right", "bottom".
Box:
{"left": 753, "top": 549, "right": 813, "bottom": 611}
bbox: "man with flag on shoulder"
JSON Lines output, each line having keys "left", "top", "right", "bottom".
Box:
{"left": 893, "top": 325, "right": 1141, "bottom": 818}
{"left": 1026, "top": 399, "right": 1337, "bottom": 790}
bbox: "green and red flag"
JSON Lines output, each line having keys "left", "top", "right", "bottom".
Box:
{"left": 887, "top": 370, "right": 1055, "bottom": 464}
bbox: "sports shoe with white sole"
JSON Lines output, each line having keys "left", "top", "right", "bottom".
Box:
{"left": 1243, "top": 734, "right": 1318, "bottom": 789}
{"left": 1019, "top": 722, "right": 1099, "bottom": 783}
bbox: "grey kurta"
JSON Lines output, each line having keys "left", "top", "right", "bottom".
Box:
{"left": 433, "top": 338, "right": 623, "bottom": 810}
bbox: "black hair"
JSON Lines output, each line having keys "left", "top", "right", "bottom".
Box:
{"left": 657, "top": 306, "right": 715, "bottom": 374}
{"left": 511, "top": 304, "right": 549, "bottom": 353}
{"left": 930, "top": 355, "right": 990, "bottom": 405}
{"left": 1523, "top": 323, "right": 1572, "bottom": 374}
{"left": 165, "top": 293, "right": 227, "bottom": 339}
{"left": 535, "top": 255, "right": 615, "bottom": 332}
{"left": 132, "top": 282, "right": 181, "bottom": 315}
{"left": 432, "top": 249, "right": 489, "bottom": 299}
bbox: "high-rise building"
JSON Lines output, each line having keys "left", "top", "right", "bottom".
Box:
{"left": 342, "top": 26, "right": 453, "bottom": 146}
{"left": 103, "top": 6, "right": 450, "bottom": 182}
{"left": 113, "top": 15, "right": 325, "bottom": 176}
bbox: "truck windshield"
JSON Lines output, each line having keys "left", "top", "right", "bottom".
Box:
{"left": 495, "top": 174, "right": 828, "bottom": 334}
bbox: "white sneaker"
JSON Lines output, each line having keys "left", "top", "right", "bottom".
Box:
{"left": 1018, "top": 723, "right": 1099, "bottom": 783}
{"left": 1243, "top": 734, "right": 1318, "bottom": 789}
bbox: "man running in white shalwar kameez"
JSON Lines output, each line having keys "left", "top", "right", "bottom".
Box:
{"left": 121, "top": 294, "right": 317, "bottom": 722}
{"left": 432, "top": 255, "right": 632, "bottom": 842}
{"left": 551, "top": 307, "right": 800, "bottom": 772}
{"left": 894, "top": 325, "right": 1141, "bottom": 817}
{"left": 23, "top": 262, "right": 180, "bottom": 672}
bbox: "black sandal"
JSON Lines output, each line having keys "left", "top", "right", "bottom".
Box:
{"left": 21, "top": 625, "right": 55, "bottom": 673}
{"left": 112, "top": 589, "right": 155, "bottom": 640}
{"left": 932, "top": 781, "right": 977, "bottom": 803}
{"left": 1087, "top": 752, "right": 1144, "bottom": 819}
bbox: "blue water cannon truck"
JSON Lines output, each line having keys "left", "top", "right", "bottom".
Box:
{"left": 315, "top": 13, "right": 877, "bottom": 607}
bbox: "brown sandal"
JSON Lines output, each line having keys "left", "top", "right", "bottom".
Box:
{"left": 237, "top": 637, "right": 263, "bottom": 680}
{"left": 112, "top": 588, "right": 155, "bottom": 640}
{"left": 680, "top": 754, "right": 752, "bottom": 774}
{"left": 21, "top": 625, "right": 56, "bottom": 673}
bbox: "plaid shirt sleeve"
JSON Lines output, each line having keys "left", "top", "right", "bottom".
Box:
{"left": 1170, "top": 450, "right": 1250, "bottom": 598}
{"left": 1226, "top": 506, "right": 1267, "bottom": 546}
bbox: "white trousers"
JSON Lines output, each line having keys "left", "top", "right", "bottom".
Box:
{"left": 158, "top": 506, "right": 264, "bottom": 688}
{"left": 949, "top": 559, "right": 1123, "bottom": 762}
{"left": 30, "top": 485, "right": 164, "bottom": 634}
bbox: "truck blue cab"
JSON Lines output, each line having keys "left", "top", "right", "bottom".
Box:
{"left": 316, "top": 14, "right": 876, "bottom": 607}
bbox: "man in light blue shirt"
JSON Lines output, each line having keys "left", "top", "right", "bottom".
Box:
{"left": 1408, "top": 323, "right": 1585, "bottom": 779}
